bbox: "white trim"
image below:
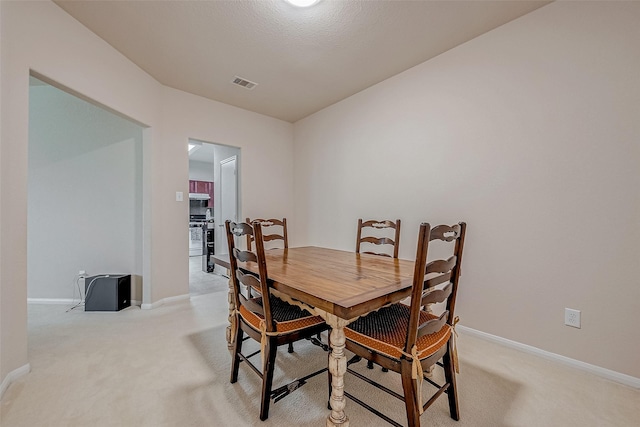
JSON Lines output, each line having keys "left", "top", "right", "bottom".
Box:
{"left": 457, "top": 325, "right": 640, "bottom": 389}
{"left": 28, "top": 298, "right": 142, "bottom": 308}
{"left": 0, "top": 363, "right": 31, "bottom": 400}
{"left": 140, "top": 294, "right": 190, "bottom": 310}
{"left": 27, "top": 298, "right": 76, "bottom": 305}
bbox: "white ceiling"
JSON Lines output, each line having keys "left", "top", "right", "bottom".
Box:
{"left": 54, "top": 0, "right": 550, "bottom": 123}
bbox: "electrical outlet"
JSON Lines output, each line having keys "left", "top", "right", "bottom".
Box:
{"left": 565, "top": 308, "right": 581, "bottom": 328}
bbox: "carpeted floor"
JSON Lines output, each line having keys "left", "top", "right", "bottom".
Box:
{"left": 1, "top": 271, "right": 639, "bottom": 426}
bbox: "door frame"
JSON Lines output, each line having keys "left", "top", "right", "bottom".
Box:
{"left": 218, "top": 155, "right": 238, "bottom": 256}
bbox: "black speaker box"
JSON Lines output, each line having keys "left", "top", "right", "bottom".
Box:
{"left": 85, "top": 274, "right": 131, "bottom": 312}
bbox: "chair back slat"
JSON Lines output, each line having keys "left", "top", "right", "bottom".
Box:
{"left": 404, "top": 222, "right": 466, "bottom": 354}
{"left": 425, "top": 256, "right": 457, "bottom": 275}
{"left": 356, "top": 218, "right": 401, "bottom": 258}
{"left": 416, "top": 310, "right": 449, "bottom": 339}
{"left": 230, "top": 222, "right": 254, "bottom": 237}
{"left": 234, "top": 248, "right": 257, "bottom": 263}
{"left": 360, "top": 220, "right": 399, "bottom": 229}
{"left": 423, "top": 256, "right": 457, "bottom": 289}
{"left": 246, "top": 218, "right": 288, "bottom": 251}
{"left": 429, "top": 224, "right": 462, "bottom": 242}
{"left": 238, "top": 291, "right": 265, "bottom": 315}
{"left": 263, "top": 234, "right": 286, "bottom": 243}
{"left": 424, "top": 271, "right": 452, "bottom": 289}
{"left": 420, "top": 283, "right": 453, "bottom": 307}
{"left": 360, "top": 236, "right": 396, "bottom": 247}
{"left": 363, "top": 251, "right": 392, "bottom": 257}
{"left": 238, "top": 270, "right": 260, "bottom": 292}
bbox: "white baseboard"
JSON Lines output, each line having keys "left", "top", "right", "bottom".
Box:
{"left": 29, "top": 298, "right": 142, "bottom": 308}
{"left": 141, "top": 293, "right": 190, "bottom": 310}
{"left": 457, "top": 325, "right": 640, "bottom": 389}
{"left": 0, "top": 363, "right": 31, "bottom": 400}
{"left": 27, "top": 298, "right": 76, "bottom": 305}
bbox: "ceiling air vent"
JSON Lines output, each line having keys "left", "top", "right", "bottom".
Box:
{"left": 231, "top": 76, "right": 258, "bottom": 90}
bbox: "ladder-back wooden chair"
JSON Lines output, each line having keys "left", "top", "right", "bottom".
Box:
{"left": 356, "top": 219, "right": 401, "bottom": 258}
{"left": 356, "top": 218, "right": 401, "bottom": 369}
{"left": 245, "top": 217, "right": 297, "bottom": 352}
{"left": 338, "top": 222, "right": 467, "bottom": 427}
{"left": 225, "top": 220, "right": 328, "bottom": 421}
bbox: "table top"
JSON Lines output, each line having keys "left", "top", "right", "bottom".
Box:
{"left": 213, "top": 246, "right": 416, "bottom": 319}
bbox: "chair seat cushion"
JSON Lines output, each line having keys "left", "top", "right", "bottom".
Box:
{"left": 240, "top": 295, "right": 325, "bottom": 334}
{"left": 345, "top": 303, "right": 451, "bottom": 361}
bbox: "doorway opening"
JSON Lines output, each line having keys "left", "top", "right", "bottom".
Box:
{"left": 188, "top": 139, "right": 240, "bottom": 295}
{"left": 27, "top": 73, "right": 147, "bottom": 310}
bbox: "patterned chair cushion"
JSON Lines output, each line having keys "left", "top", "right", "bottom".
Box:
{"left": 239, "top": 294, "right": 325, "bottom": 334}
{"left": 345, "top": 303, "right": 451, "bottom": 361}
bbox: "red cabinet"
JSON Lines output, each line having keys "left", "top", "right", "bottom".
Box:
{"left": 189, "top": 180, "right": 214, "bottom": 207}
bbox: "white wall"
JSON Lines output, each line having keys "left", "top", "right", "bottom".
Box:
{"left": 0, "top": 1, "right": 293, "bottom": 389}
{"left": 160, "top": 84, "right": 294, "bottom": 258}
{"left": 28, "top": 82, "right": 143, "bottom": 301}
{"left": 293, "top": 1, "right": 640, "bottom": 378}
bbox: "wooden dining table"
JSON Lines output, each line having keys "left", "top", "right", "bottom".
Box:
{"left": 213, "top": 246, "right": 416, "bottom": 426}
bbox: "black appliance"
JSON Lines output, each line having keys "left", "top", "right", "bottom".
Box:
{"left": 203, "top": 227, "right": 215, "bottom": 272}
{"left": 189, "top": 200, "right": 209, "bottom": 217}
{"left": 85, "top": 274, "right": 131, "bottom": 311}
{"left": 189, "top": 215, "right": 207, "bottom": 257}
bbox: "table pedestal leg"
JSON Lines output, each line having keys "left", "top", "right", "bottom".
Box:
{"left": 225, "top": 270, "right": 236, "bottom": 350}
{"left": 324, "top": 313, "right": 350, "bottom": 427}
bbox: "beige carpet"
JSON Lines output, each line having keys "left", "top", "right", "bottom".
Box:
{"left": 2, "top": 274, "right": 639, "bottom": 426}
